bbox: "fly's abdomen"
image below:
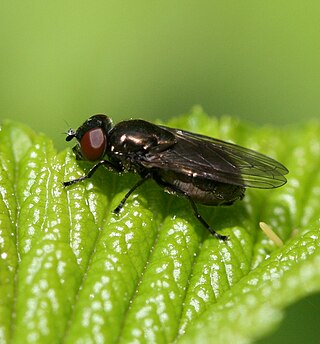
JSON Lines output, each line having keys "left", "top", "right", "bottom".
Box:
{"left": 157, "top": 170, "right": 245, "bottom": 206}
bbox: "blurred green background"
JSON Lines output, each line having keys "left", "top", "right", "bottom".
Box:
{"left": 0, "top": 2, "right": 319, "bottom": 343}
{"left": 1, "top": 1, "right": 320, "bottom": 150}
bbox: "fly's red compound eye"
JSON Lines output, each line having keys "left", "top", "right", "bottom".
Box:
{"left": 80, "top": 127, "right": 106, "bottom": 161}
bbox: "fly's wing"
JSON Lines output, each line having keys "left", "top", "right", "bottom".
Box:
{"left": 141, "top": 126, "right": 288, "bottom": 189}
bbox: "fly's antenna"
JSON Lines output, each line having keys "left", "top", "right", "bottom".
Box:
{"left": 65, "top": 128, "right": 76, "bottom": 141}
{"left": 61, "top": 120, "right": 77, "bottom": 141}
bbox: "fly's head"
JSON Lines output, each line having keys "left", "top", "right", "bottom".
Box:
{"left": 66, "top": 114, "right": 113, "bottom": 161}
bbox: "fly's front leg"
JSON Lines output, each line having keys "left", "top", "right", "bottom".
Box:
{"left": 113, "top": 174, "right": 151, "bottom": 214}
{"left": 63, "top": 160, "right": 122, "bottom": 187}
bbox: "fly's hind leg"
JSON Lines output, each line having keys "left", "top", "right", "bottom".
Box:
{"left": 187, "top": 197, "right": 229, "bottom": 241}
{"left": 153, "top": 175, "right": 228, "bottom": 241}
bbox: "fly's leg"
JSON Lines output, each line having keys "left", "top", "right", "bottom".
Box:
{"left": 63, "top": 160, "right": 121, "bottom": 187}
{"left": 187, "top": 197, "right": 229, "bottom": 241}
{"left": 113, "top": 174, "right": 151, "bottom": 214}
{"left": 153, "top": 175, "right": 228, "bottom": 240}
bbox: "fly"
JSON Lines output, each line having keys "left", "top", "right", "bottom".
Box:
{"left": 63, "top": 114, "right": 288, "bottom": 240}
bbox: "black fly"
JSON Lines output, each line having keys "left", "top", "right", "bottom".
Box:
{"left": 63, "top": 115, "right": 288, "bottom": 240}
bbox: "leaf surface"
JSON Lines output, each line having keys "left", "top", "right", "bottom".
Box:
{"left": 0, "top": 111, "right": 319, "bottom": 343}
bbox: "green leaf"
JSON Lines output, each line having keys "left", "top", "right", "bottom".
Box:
{"left": 0, "top": 110, "right": 319, "bottom": 343}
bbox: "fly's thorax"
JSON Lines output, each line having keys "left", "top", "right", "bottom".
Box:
{"left": 107, "top": 120, "right": 176, "bottom": 156}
